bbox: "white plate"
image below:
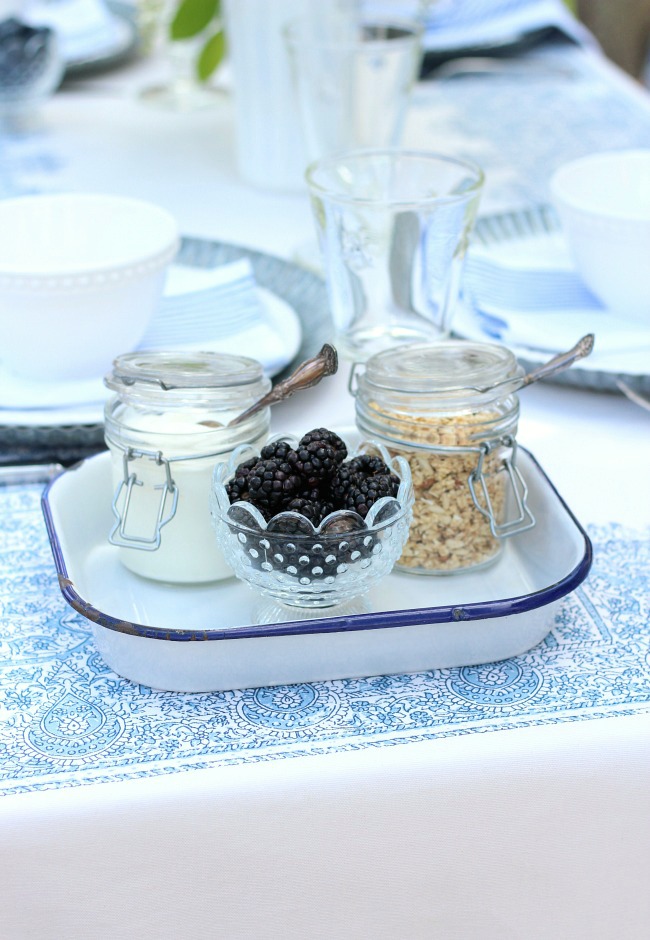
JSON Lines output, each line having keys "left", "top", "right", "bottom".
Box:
{"left": 455, "top": 300, "right": 650, "bottom": 375}
{"left": 455, "top": 305, "right": 650, "bottom": 395}
{"left": 42, "top": 443, "right": 592, "bottom": 692}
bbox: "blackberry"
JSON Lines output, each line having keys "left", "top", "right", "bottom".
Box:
{"left": 260, "top": 439, "right": 297, "bottom": 463}
{"left": 226, "top": 456, "right": 259, "bottom": 503}
{"left": 342, "top": 473, "right": 399, "bottom": 518}
{"left": 347, "top": 454, "right": 392, "bottom": 477}
{"left": 319, "top": 514, "right": 376, "bottom": 562}
{"left": 298, "top": 428, "right": 347, "bottom": 465}
{"left": 320, "top": 514, "right": 359, "bottom": 536}
{"left": 266, "top": 513, "right": 314, "bottom": 539}
{"left": 330, "top": 463, "right": 359, "bottom": 504}
{"left": 299, "top": 484, "right": 327, "bottom": 503}
{"left": 228, "top": 500, "right": 273, "bottom": 526}
{"left": 267, "top": 499, "right": 329, "bottom": 541}
{"left": 331, "top": 453, "right": 399, "bottom": 515}
{"left": 291, "top": 440, "right": 338, "bottom": 489}
{"left": 246, "top": 457, "right": 302, "bottom": 510}
{"left": 284, "top": 497, "right": 326, "bottom": 526}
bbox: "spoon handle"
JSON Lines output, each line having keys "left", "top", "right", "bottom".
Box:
{"left": 227, "top": 344, "right": 338, "bottom": 428}
{"left": 518, "top": 333, "right": 595, "bottom": 388}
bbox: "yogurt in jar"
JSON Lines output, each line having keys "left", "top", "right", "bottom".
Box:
{"left": 104, "top": 351, "right": 270, "bottom": 584}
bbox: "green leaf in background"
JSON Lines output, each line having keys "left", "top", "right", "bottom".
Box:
{"left": 197, "top": 29, "right": 226, "bottom": 82}
{"left": 170, "top": 0, "right": 219, "bottom": 40}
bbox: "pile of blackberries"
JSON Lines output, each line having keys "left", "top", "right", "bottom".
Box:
{"left": 226, "top": 428, "right": 400, "bottom": 527}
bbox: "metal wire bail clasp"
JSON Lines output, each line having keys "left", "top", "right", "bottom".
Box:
{"left": 468, "top": 436, "right": 535, "bottom": 539}
{"left": 347, "top": 361, "right": 365, "bottom": 398}
{"left": 109, "top": 447, "right": 178, "bottom": 551}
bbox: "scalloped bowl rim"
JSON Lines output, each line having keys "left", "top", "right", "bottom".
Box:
{"left": 222, "top": 496, "right": 410, "bottom": 539}
{"left": 212, "top": 437, "right": 414, "bottom": 536}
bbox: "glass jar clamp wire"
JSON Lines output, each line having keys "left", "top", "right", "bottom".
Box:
{"left": 104, "top": 351, "right": 271, "bottom": 584}
{"left": 350, "top": 342, "right": 536, "bottom": 575}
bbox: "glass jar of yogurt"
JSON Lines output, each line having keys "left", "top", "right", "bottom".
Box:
{"left": 104, "top": 350, "right": 271, "bottom": 583}
{"left": 352, "top": 341, "right": 535, "bottom": 575}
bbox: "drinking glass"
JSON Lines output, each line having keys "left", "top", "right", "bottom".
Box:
{"left": 138, "top": 0, "right": 224, "bottom": 112}
{"left": 285, "top": 18, "right": 424, "bottom": 164}
{"left": 306, "top": 149, "right": 484, "bottom": 362}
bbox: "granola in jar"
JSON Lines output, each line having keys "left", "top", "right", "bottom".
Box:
{"left": 352, "top": 342, "right": 535, "bottom": 574}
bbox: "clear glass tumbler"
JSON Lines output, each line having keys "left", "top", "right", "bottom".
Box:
{"left": 306, "top": 149, "right": 484, "bottom": 362}
{"left": 285, "top": 18, "right": 423, "bottom": 164}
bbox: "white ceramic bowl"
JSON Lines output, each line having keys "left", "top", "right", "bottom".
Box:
{"left": 0, "top": 193, "right": 179, "bottom": 381}
{"left": 550, "top": 149, "right": 650, "bottom": 323}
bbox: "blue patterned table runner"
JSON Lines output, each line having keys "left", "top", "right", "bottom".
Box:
{"left": 0, "top": 481, "right": 649, "bottom": 797}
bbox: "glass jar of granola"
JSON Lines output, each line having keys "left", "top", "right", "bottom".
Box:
{"left": 351, "top": 341, "right": 535, "bottom": 575}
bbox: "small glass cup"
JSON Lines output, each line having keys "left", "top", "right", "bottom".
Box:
{"left": 306, "top": 149, "right": 484, "bottom": 362}
{"left": 285, "top": 18, "right": 423, "bottom": 163}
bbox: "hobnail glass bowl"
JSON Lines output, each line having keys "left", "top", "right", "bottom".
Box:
{"left": 211, "top": 438, "right": 413, "bottom": 612}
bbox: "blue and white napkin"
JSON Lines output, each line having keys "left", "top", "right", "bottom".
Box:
{"left": 456, "top": 229, "right": 650, "bottom": 372}
{"left": 143, "top": 258, "right": 301, "bottom": 377}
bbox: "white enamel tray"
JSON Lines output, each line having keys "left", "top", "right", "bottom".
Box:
{"left": 42, "top": 448, "right": 592, "bottom": 693}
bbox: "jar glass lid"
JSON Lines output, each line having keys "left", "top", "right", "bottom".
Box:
{"left": 362, "top": 341, "right": 523, "bottom": 398}
{"left": 105, "top": 350, "right": 265, "bottom": 393}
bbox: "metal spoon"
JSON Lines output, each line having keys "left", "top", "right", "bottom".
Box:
{"left": 199, "top": 343, "right": 339, "bottom": 430}
{"left": 616, "top": 378, "right": 650, "bottom": 413}
{"left": 470, "top": 334, "right": 595, "bottom": 394}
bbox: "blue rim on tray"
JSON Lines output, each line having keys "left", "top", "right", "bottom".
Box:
{"left": 41, "top": 447, "right": 592, "bottom": 643}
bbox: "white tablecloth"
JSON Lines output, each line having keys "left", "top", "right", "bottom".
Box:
{"left": 1, "top": 34, "right": 650, "bottom": 940}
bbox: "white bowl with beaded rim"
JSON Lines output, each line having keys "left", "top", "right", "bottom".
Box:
{"left": 550, "top": 149, "right": 650, "bottom": 323}
{"left": 0, "top": 193, "right": 179, "bottom": 381}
